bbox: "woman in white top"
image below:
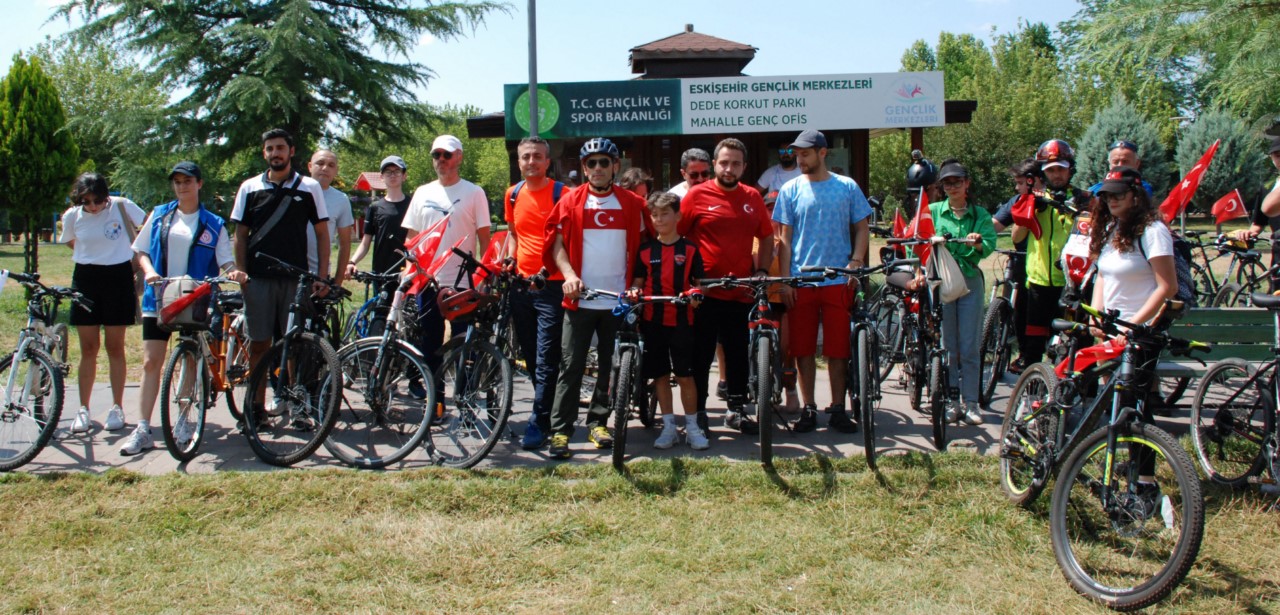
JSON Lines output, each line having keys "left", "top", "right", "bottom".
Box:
{"left": 1088, "top": 166, "right": 1177, "bottom": 326}
{"left": 59, "top": 173, "right": 147, "bottom": 436}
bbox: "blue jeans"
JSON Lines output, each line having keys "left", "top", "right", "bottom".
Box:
{"left": 510, "top": 281, "right": 564, "bottom": 431}
{"left": 941, "top": 273, "right": 985, "bottom": 404}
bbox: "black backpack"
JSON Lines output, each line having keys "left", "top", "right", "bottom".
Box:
{"left": 1138, "top": 229, "right": 1198, "bottom": 307}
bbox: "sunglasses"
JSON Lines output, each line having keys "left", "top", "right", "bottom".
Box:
{"left": 431, "top": 150, "right": 453, "bottom": 160}
{"left": 77, "top": 197, "right": 108, "bottom": 208}
{"left": 941, "top": 178, "right": 966, "bottom": 187}
{"left": 685, "top": 170, "right": 712, "bottom": 179}
{"left": 1099, "top": 190, "right": 1133, "bottom": 202}
{"left": 778, "top": 148, "right": 794, "bottom": 156}
{"left": 1109, "top": 140, "right": 1139, "bottom": 153}
{"left": 584, "top": 157, "right": 613, "bottom": 169}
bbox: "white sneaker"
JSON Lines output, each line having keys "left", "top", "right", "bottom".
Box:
{"left": 654, "top": 421, "right": 679, "bottom": 449}
{"left": 686, "top": 422, "right": 710, "bottom": 451}
{"left": 119, "top": 425, "right": 154, "bottom": 456}
{"left": 70, "top": 407, "right": 91, "bottom": 433}
{"left": 962, "top": 402, "right": 984, "bottom": 426}
{"left": 173, "top": 415, "right": 195, "bottom": 446}
{"left": 104, "top": 405, "right": 126, "bottom": 431}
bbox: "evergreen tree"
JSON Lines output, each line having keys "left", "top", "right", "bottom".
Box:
{"left": 1075, "top": 95, "right": 1170, "bottom": 196}
{"left": 0, "top": 54, "right": 80, "bottom": 273}
{"left": 1175, "top": 109, "right": 1271, "bottom": 215}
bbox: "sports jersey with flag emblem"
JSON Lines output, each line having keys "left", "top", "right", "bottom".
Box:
{"left": 632, "top": 237, "right": 704, "bottom": 327}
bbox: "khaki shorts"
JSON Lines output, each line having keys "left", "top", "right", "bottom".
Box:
{"left": 243, "top": 277, "right": 298, "bottom": 342}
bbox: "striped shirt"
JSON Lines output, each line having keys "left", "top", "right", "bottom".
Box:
{"left": 632, "top": 237, "right": 704, "bottom": 327}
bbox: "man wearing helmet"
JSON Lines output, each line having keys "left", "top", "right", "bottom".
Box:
{"left": 543, "top": 137, "right": 651, "bottom": 459}
{"left": 1011, "top": 139, "right": 1096, "bottom": 366}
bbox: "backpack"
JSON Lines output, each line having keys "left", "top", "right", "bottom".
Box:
{"left": 508, "top": 180, "right": 565, "bottom": 211}
{"left": 1138, "top": 230, "right": 1198, "bottom": 307}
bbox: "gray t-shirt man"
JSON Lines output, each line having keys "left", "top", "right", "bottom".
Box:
{"left": 307, "top": 186, "right": 355, "bottom": 274}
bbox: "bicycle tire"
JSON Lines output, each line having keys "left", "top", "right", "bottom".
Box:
{"left": 1189, "top": 358, "right": 1272, "bottom": 487}
{"left": 611, "top": 347, "right": 637, "bottom": 470}
{"left": 756, "top": 335, "right": 774, "bottom": 467}
{"left": 430, "top": 339, "right": 513, "bottom": 469}
{"left": 642, "top": 381, "right": 658, "bottom": 429}
{"left": 1212, "top": 282, "right": 1242, "bottom": 307}
{"left": 979, "top": 297, "right": 1013, "bottom": 408}
{"left": 929, "top": 354, "right": 947, "bottom": 452}
{"left": 0, "top": 346, "right": 63, "bottom": 472}
{"left": 159, "top": 341, "right": 209, "bottom": 462}
{"left": 222, "top": 315, "right": 250, "bottom": 422}
{"left": 325, "top": 338, "right": 435, "bottom": 469}
{"left": 1190, "top": 263, "right": 1215, "bottom": 307}
{"left": 999, "top": 363, "right": 1058, "bottom": 507}
{"left": 872, "top": 294, "right": 905, "bottom": 383}
{"left": 907, "top": 328, "right": 926, "bottom": 413}
{"left": 1050, "top": 421, "right": 1204, "bottom": 611}
{"left": 241, "top": 332, "right": 341, "bottom": 467}
{"left": 856, "top": 326, "right": 877, "bottom": 470}
{"left": 1156, "top": 375, "right": 1191, "bottom": 408}
{"left": 48, "top": 323, "right": 69, "bottom": 366}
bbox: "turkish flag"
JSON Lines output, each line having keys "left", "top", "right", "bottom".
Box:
{"left": 403, "top": 215, "right": 450, "bottom": 295}
{"left": 1211, "top": 189, "right": 1247, "bottom": 224}
{"left": 1010, "top": 192, "right": 1042, "bottom": 240}
{"left": 905, "top": 191, "right": 934, "bottom": 264}
{"left": 891, "top": 210, "right": 908, "bottom": 257}
{"left": 471, "top": 230, "right": 509, "bottom": 287}
{"left": 1159, "top": 139, "right": 1220, "bottom": 224}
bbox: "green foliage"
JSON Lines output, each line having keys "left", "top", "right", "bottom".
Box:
{"left": 1075, "top": 95, "right": 1170, "bottom": 195}
{"left": 0, "top": 54, "right": 80, "bottom": 272}
{"left": 1175, "top": 109, "right": 1273, "bottom": 215}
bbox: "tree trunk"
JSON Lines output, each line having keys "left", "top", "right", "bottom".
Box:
{"left": 24, "top": 214, "right": 39, "bottom": 274}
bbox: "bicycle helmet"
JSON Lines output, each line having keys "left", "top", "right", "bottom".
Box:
{"left": 436, "top": 287, "right": 494, "bottom": 322}
{"left": 906, "top": 150, "right": 937, "bottom": 189}
{"left": 580, "top": 137, "right": 620, "bottom": 160}
{"left": 1035, "top": 139, "right": 1076, "bottom": 171}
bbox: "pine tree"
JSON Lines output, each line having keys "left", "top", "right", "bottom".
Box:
{"left": 1075, "top": 95, "right": 1170, "bottom": 196}
{"left": 1175, "top": 109, "right": 1272, "bottom": 215}
{"left": 0, "top": 54, "right": 80, "bottom": 273}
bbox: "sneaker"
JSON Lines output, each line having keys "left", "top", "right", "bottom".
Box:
{"left": 1134, "top": 482, "right": 1162, "bottom": 520}
{"left": 588, "top": 425, "right": 614, "bottom": 449}
{"left": 173, "top": 414, "right": 195, "bottom": 447}
{"left": 548, "top": 433, "right": 572, "bottom": 460}
{"left": 407, "top": 379, "right": 427, "bottom": 400}
{"left": 265, "top": 396, "right": 283, "bottom": 416}
{"left": 944, "top": 400, "right": 961, "bottom": 425}
{"left": 794, "top": 405, "right": 819, "bottom": 433}
{"left": 70, "top": 407, "right": 91, "bottom": 433}
{"left": 827, "top": 405, "right": 859, "bottom": 433}
{"left": 725, "top": 407, "right": 759, "bottom": 435}
{"left": 716, "top": 381, "right": 728, "bottom": 401}
{"left": 119, "top": 425, "right": 154, "bottom": 456}
{"left": 429, "top": 402, "right": 446, "bottom": 426}
{"left": 962, "top": 402, "right": 984, "bottom": 426}
{"left": 654, "top": 421, "right": 679, "bottom": 449}
{"left": 104, "top": 405, "right": 126, "bottom": 431}
{"left": 521, "top": 422, "right": 548, "bottom": 450}
{"left": 686, "top": 422, "right": 710, "bottom": 450}
{"left": 1008, "top": 358, "right": 1027, "bottom": 376}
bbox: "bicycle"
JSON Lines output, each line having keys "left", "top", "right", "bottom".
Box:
{"left": 341, "top": 258, "right": 406, "bottom": 344}
{"left": 1190, "top": 290, "right": 1280, "bottom": 494}
{"left": 1209, "top": 234, "right": 1272, "bottom": 307}
{"left": 153, "top": 276, "right": 252, "bottom": 461}
{"left": 801, "top": 258, "right": 918, "bottom": 471}
{"left": 0, "top": 272, "right": 90, "bottom": 472}
{"left": 979, "top": 248, "right": 1025, "bottom": 408}
{"left": 1000, "top": 300, "right": 1207, "bottom": 610}
{"left": 1180, "top": 230, "right": 1226, "bottom": 306}
{"left": 241, "top": 253, "right": 343, "bottom": 467}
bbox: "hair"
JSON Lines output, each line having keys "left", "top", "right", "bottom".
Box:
{"left": 517, "top": 136, "right": 550, "bottom": 154}
{"left": 647, "top": 191, "right": 681, "bottom": 215}
{"left": 713, "top": 138, "right": 748, "bottom": 161}
{"left": 69, "top": 172, "right": 109, "bottom": 204}
{"left": 618, "top": 167, "right": 652, "bottom": 191}
{"left": 261, "top": 128, "right": 294, "bottom": 147}
{"left": 1009, "top": 157, "right": 1040, "bottom": 178}
{"left": 680, "top": 148, "right": 711, "bottom": 170}
{"left": 1087, "top": 187, "right": 1157, "bottom": 257}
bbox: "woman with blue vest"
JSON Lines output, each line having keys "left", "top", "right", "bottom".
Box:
{"left": 122, "top": 162, "right": 245, "bottom": 456}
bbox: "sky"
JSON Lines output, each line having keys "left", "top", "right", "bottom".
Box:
{"left": 2, "top": 0, "right": 1082, "bottom": 114}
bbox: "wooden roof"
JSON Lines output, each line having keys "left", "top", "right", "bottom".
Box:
{"left": 630, "top": 24, "right": 756, "bottom": 75}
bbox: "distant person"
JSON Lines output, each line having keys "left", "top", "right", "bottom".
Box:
{"left": 1235, "top": 137, "right": 1280, "bottom": 289}
{"left": 346, "top": 155, "right": 413, "bottom": 335}
{"left": 618, "top": 167, "right": 653, "bottom": 200}
{"left": 991, "top": 158, "right": 1041, "bottom": 373}
{"left": 667, "top": 147, "right": 712, "bottom": 198}
{"left": 757, "top": 145, "right": 802, "bottom": 194}
{"left": 306, "top": 149, "right": 355, "bottom": 286}
{"left": 1086, "top": 139, "right": 1153, "bottom": 196}
{"left": 566, "top": 170, "right": 581, "bottom": 188}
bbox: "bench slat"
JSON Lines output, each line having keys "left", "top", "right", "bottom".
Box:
{"left": 1178, "top": 308, "right": 1274, "bottom": 326}
{"left": 1171, "top": 325, "right": 1274, "bottom": 343}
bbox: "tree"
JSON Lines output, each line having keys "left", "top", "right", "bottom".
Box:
{"left": 1174, "top": 109, "right": 1272, "bottom": 216}
{"left": 1075, "top": 95, "right": 1170, "bottom": 196}
{"left": 0, "top": 54, "right": 80, "bottom": 273}
{"left": 54, "top": 0, "right": 508, "bottom": 170}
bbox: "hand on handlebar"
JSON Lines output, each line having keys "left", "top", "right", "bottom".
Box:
{"left": 779, "top": 284, "right": 795, "bottom": 309}
{"left": 563, "top": 275, "right": 584, "bottom": 300}
{"left": 311, "top": 279, "right": 330, "bottom": 298}
{"left": 624, "top": 287, "right": 641, "bottom": 303}
{"left": 685, "top": 288, "right": 704, "bottom": 308}
{"left": 344, "top": 262, "right": 358, "bottom": 278}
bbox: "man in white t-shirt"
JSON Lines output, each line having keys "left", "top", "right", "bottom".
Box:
{"left": 307, "top": 149, "right": 355, "bottom": 286}
{"left": 400, "top": 134, "right": 491, "bottom": 400}
{"left": 756, "top": 145, "right": 802, "bottom": 195}
{"left": 667, "top": 147, "right": 712, "bottom": 199}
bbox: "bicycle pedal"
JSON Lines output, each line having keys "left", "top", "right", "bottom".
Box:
{"left": 1248, "top": 475, "right": 1277, "bottom": 486}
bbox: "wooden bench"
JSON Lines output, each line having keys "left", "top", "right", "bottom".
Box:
{"left": 1155, "top": 308, "right": 1275, "bottom": 405}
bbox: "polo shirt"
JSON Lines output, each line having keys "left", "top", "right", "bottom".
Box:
{"left": 230, "top": 170, "right": 328, "bottom": 279}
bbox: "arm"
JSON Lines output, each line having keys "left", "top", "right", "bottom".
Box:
{"left": 346, "top": 234, "right": 372, "bottom": 277}
{"left": 553, "top": 233, "right": 581, "bottom": 299}
{"left": 334, "top": 225, "right": 352, "bottom": 286}
{"left": 755, "top": 233, "right": 774, "bottom": 276}
{"left": 1131, "top": 255, "right": 1177, "bottom": 326}
{"left": 850, "top": 217, "right": 870, "bottom": 267}
{"left": 1263, "top": 185, "right": 1280, "bottom": 218}
{"left": 138, "top": 253, "right": 160, "bottom": 285}
{"left": 234, "top": 223, "right": 249, "bottom": 277}
{"left": 992, "top": 217, "right": 1008, "bottom": 233}
{"left": 313, "top": 221, "right": 331, "bottom": 286}
{"left": 777, "top": 223, "right": 795, "bottom": 308}
{"left": 1011, "top": 224, "right": 1029, "bottom": 244}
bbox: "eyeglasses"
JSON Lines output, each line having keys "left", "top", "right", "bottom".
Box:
{"left": 1099, "top": 191, "right": 1133, "bottom": 202}
{"left": 381, "top": 168, "right": 404, "bottom": 176}
{"left": 431, "top": 151, "right": 453, "bottom": 160}
{"left": 778, "top": 148, "right": 794, "bottom": 156}
{"left": 583, "top": 157, "right": 613, "bottom": 169}
{"left": 941, "top": 178, "right": 966, "bottom": 188}
{"left": 685, "top": 170, "right": 712, "bottom": 179}
{"left": 1109, "top": 140, "right": 1139, "bottom": 153}
{"left": 77, "top": 197, "right": 107, "bottom": 208}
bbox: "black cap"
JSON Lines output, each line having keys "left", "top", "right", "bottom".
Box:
{"left": 937, "top": 161, "right": 968, "bottom": 180}
{"left": 789, "top": 129, "right": 827, "bottom": 149}
{"left": 1099, "top": 166, "right": 1143, "bottom": 194}
{"left": 169, "top": 161, "right": 201, "bottom": 181}
{"left": 1269, "top": 137, "right": 1280, "bottom": 155}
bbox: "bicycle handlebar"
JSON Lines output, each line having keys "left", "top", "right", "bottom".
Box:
{"left": 1073, "top": 300, "right": 1212, "bottom": 357}
{"left": 800, "top": 258, "right": 919, "bottom": 279}
{"left": 698, "top": 274, "right": 827, "bottom": 290}
{"left": 5, "top": 270, "right": 94, "bottom": 311}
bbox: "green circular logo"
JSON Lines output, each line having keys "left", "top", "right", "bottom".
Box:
{"left": 514, "top": 88, "right": 560, "bottom": 135}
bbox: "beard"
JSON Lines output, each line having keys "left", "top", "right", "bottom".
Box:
{"left": 716, "top": 173, "right": 739, "bottom": 189}
{"left": 779, "top": 157, "right": 796, "bottom": 169}
{"left": 268, "top": 157, "right": 290, "bottom": 171}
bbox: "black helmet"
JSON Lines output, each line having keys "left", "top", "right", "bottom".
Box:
{"left": 906, "top": 150, "right": 937, "bottom": 189}
{"left": 580, "top": 138, "right": 620, "bottom": 160}
{"left": 1035, "top": 139, "right": 1076, "bottom": 170}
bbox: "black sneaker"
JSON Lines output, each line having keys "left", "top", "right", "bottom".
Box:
{"left": 1134, "top": 482, "right": 1162, "bottom": 520}
{"left": 793, "top": 405, "right": 818, "bottom": 433}
{"left": 827, "top": 406, "right": 859, "bottom": 434}
{"left": 725, "top": 408, "right": 759, "bottom": 435}
{"left": 548, "top": 433, "right": 572, "bottom": 460}
{"left": 716, "top": 381, "right": 728, "bottom": 401}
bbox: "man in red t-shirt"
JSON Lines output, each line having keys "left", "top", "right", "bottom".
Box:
{"left": 678, "top": 138, "right": 774, "bottom": 434}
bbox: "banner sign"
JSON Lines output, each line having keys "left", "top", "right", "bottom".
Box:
{"left": 504, "top": 72, "right": 944, "bottom": 140}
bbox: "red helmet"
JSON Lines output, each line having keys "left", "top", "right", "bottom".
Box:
{"left": 436, "top": 288, "right": 493, "bottom": 322}
{"left": 1035, "top": 139, "right": 1076, "bottom": 171}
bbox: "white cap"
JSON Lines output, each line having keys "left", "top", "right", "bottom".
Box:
{"left": 431, "top": 135, "right": 463, "bottom": 153}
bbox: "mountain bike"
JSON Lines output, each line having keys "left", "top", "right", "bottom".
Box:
{"left": 0, "top": 272, "right": 91, "bottom": 472}
{"left": 1001, "top": 300, "right": 1207, "bottom": 610}
{"left": 341, "top": 258, "right": 405, "bottom": 344}
{"left": 979, "top": 248, "right": 1024, "bottom": 407}
{"left": 1210, "top": 234, "right": 1272, "bottom": 307}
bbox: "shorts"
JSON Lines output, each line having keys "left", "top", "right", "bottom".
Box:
{"left": 70, "top": 261, "right": 137, "bottom": 327}
{"left": 641, "top": 321, "right": 694, "bottom": 379}
{"left": 243, "top": 277, "right": 298, "bottom": 342}
{"left": 140, "top": 316, "right": 173, "bottom": 342}
{"left": 790, "top": 284, "right": 853, "bottom": 359}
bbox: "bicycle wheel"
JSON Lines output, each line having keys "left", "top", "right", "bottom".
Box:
{"left": 641, "top": 381, "right": 658, "bottom": 429}
{"left": 872, "top": 294, "right": 905, "bottom": 383}
{"left": 1212, "top": 282, "right": 1242, "bottom": 307}
{"left": 929, "top": 354, "right": 947, "bottom": 452}
{"left": 855, "top": 327, "right": 877, "bottom": 470}
{"left": 222, "top": 315, "right": 249, "bottom": 422}
{"left": 979, "top": 297, "right": 1014, "bottom": 408}
{"left": 325, "top": 339, "right": 434, "bottom": 469}
{"left": 999, "top": 363, "right": 1059, "bottom": 507}
{"left": 0, "top": 346, "right": 63, "bottom": 472}
{"left": 1189, "top": 358, "right": 1272, "bottom": 487}
{"left": 906, "top": 329, "right": 926, "bottom": 413}
{"left": 159, "top": 341, "right": 209, "bottom": 462}
{"left": 1050, "top": 421, "right": 1204, "bottom": 611}
{"left": 430, "top": 339, "right": 513, "bottom": 469}
{"left": 756, "top": 335, "right": 774, "bottom": 467}
{"left": 611, "top": 347, "right": 637, "bottom": 470}
{"left": 242, "top": 332, "right": 341, "bottom": 467}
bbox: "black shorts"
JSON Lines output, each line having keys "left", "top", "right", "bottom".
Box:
{"left": 70, "top": 261, "right": 137, "bottom": 327}
{"left": 641, "top": 321, "right": 694, "bottom": 379}
{"left": 140, "top": 316, "right": 173, "bottom": 342}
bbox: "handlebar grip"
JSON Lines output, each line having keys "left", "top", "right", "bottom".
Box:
{"left": 885, "top": 237, "right": 917, "bottom": 245}
{"left": 528, "top": 272, "right": 547, "bottom": 291}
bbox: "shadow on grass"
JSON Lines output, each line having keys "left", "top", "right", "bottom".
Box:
{"left": 870, "top": 451, "right": 938, "bottom": 496}
{"left": 616, "top": 457, "right": 687, "bottom": 496}
{"left": 1180, "top": 555, "right": 1275, "bottom": 614}
{"left": 763, "top": 454, "right": 838, "bottom": 500}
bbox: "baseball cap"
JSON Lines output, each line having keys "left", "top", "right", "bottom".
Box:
{"left": 1268, "top": 136, "right": 1280, "bottom": 155}
{"left": 169, "top": 161, "right": 202, "bottom": 181}
{"left": 380, "top": 155, "right": 407, "bottom": 171}
{"left": 789, "top": 129, "right": 827, "bottom": 149}
{"left": 431, "top": 135, "right": 463, "bottom": 153}
{"left": 1099, "top": 166, "right": 1143, "bottom": 194}
{"left": 937, "top": 161, "right": 968, "bottom": 180}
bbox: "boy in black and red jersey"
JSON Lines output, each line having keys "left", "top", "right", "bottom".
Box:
{"left": 629, "top": 192, "right": 708, "bottom": 450}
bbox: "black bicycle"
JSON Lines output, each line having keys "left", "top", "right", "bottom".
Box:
{"left": 979, "top": 248, "right": 1024, "bottom": 407}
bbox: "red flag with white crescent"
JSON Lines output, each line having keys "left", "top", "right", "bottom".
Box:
{"left": 905, "top": 191, "right": 934, "bottom": 264}
{"left": 1211, "top": 189, "right": 1246, "bottom": 224}
{"left": 1159, "top": 139, "right": 1220, "bottom": 223}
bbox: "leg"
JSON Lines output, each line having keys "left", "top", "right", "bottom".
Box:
{"left": 654, "top": 374, "right": 674, "bottom": 416}
{"left": 788, "top": 287, "right": 822, "bottom": 408}
{"left": 76, "top": 325, "right": 101, "bottom": 409}
{"left": 103, "top": 325, "right": 129, "bottom": 407}
{"left": 955, "top": 275, "right": 986, "bottom": 405}
{"left": 549, "top": 309, "right": 596, "bottom": 436}
{"left": 138, "top": 339, "right": 169, "bottom": 424}
{"left": 585, "top": 310, "right": 618, "bottom": 429}
{"left": 819, "top": 285, "right": 854, "bottom": 406}
{"left": 717, "top": 300, "right": 752, "bottom": 406}
{"left": 691, "top": 299, "right": 722, "bottom": 413}
{"left": 531, "top": 283, "right": 565, "bottom": 431}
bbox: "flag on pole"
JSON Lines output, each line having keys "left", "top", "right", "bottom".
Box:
{"left": 403, "top": 216, "right": 450, "bottom": 295}
{"left": 890, "top": 210, "right": 908, "bottom": 257}
{"left": 905, "top": 190, "right": 934, "bottom": 264}
{"left": 1159, "top": 139, "right": 1220, "bottom": 224}
{"left": 1210, "top": 189, "right": 1247, "bottom": 224}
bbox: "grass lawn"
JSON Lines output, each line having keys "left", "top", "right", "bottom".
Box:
{"left": 1, "top": 455, "right": 1277, "bottom": 613}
